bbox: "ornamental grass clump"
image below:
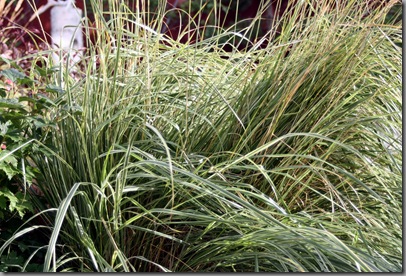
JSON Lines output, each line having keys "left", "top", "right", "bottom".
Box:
{"left": 0, "top": 0, "right": 401, "bottom": 272}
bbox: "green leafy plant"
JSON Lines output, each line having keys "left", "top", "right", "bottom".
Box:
{"left": 0, "top": 65, "right": 58, "bottom": 272}
{"left": 0, "top": 69, "right": 35, "bottom": 219}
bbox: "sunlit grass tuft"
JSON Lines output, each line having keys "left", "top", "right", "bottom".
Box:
{"left": 0, "top": 0, "right": 401, "bottom": 272}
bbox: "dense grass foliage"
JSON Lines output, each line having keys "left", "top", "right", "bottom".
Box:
{"left": 0, "top": 0, "right": 402, "bottom": 272}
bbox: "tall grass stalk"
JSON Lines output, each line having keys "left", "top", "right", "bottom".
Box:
{"left": 1, "top": 0, "right": 401, "bottom": 272}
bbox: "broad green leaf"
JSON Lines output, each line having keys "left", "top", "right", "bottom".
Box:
{"left": 0, "top": 69, "right": 26, "bottom": 82}
{"left": 0, "top": 195, "right": 7, "bottom": 209}
{"left": 0, "top": 188, "right": 18, "bottom": 212}
{"left": 45, "top": 84, "right": 64, "bottom": 94}
{"left": 0, "top": 121, "right": 11, "bottom": 135}
{"left": 0, "top": 150, "right": 18, "bottom": 167}
{"left": 0, "top": 98, "right": 24, "bottom": 109}
{"left": 0, "top": 69, "right": 34, "bottom": 86}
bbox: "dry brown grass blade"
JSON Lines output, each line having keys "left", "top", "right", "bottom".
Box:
{"left": 0, "top": 0, "right": 6, "bottom": 15}
{"left": 8, "top": 0, "right": 24, "bottom": 22}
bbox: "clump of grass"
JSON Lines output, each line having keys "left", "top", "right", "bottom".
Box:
{"left": 0, "top": 0, "right": 402, "bottom": 272}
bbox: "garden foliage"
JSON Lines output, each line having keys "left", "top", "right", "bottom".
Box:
{"left": 0, "top": 0, "right": 402, "bottom": 272}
